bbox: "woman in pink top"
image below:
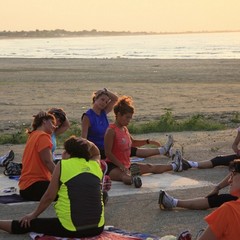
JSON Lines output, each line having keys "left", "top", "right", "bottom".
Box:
{"left": 104, "top": 96, "right": 183, "bottom": 188}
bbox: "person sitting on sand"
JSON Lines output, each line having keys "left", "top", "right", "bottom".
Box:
{"left": 39, "top": 108, "right": 70, "bottom": 162}
{"left": 104, "top": 95, "right": 182, "bottom": 188}
{"left": 18, "top": 111, "right": 56, "bottom": 201}
{"left": 49, "top": 108, "right": 70, "bottom": 163}
{"left": 181, "top": 125, "right": 240, "bottom": 170}
{"left": 158, "top": 170, "right": 238, "bottom": 210}
{"left": 81, "top": 88, "right": 118, "bottom": 159}
{"left": 81, "top": 88, "right": 172, "bottom": 160}
{"left": 196, "top": 160, "right": 240, "bottom": 239}
{"left": 0, "top": 136, "right": 105, "bottom": 238}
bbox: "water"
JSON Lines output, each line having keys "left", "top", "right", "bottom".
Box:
{"left": 0, "top": 32, "right": 240, "bottom": 59}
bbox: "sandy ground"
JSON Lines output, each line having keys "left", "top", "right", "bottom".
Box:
{"left": 0, "top": 58, "right": 240, "bottom": 133}
{"left": 0, "top": 58, "right": 240, "bottom": 239}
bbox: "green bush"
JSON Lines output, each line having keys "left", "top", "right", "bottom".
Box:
{"left": 0, "top": 112, "right": 227, "bottom": 145}
{"left": 128, "top": 111, "right": 225, "bottom": 134}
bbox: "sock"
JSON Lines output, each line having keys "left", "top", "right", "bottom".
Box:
{"left": 158, "top": 147, "right": 165, "bottom": 155}
{"left": 173, "top": 198, "right": 178, "bottom": 207}
{"left": 187, "top": 161, "right": 199, "bottom": 168}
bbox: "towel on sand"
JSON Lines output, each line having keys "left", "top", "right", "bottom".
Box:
{"left": 29, "top": 226, "right": 163, "bottom": 240}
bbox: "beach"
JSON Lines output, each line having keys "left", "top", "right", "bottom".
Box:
{"left": 0, "top": 58, "right": 240, "bottom": 239}
{"left": 1, "top": 58, "right": 240, "bottom": 134}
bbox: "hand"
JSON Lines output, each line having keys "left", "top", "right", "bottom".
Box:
{"left": 120, "top": 166, "right": 130, "bottom": 175}
{"left": 20, "top": 213, "right": 35, "bottom": 228}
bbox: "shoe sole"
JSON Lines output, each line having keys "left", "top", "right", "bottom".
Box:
{"left": 182, "top": 159, "right": 192, "bottom": 170}
{"left": 164, "top": 136, "right": 174, "bottom": 156}
{"left": 158, "top": 190, "right": 165, "bottom": 210}
{"left": 133, "top": 176, "right": 142, "bottom": 188}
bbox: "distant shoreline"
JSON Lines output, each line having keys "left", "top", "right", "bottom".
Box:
{"left": 0, "top": 29, "right": 240, "bottom": 39}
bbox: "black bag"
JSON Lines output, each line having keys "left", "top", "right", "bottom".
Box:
{"left": 4, "top": 162, "right": 22, "bottom": 176}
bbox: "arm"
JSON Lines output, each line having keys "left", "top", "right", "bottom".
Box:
{"left": 197, "top": 227, "right": 217, "bottom": 240}
{"left": 103, "top": 89, "right": 118, "bottom": 114}
{"left": 130, "top": 135, "right": 161, "bottom": 147}
{"left": 87, "top": 140, "right": 101, "bottom": 162}
{"left": 39, "top": 147, "right": 55, "bottom": 174}
{"left": 232, "top": 130, "right": 240, "bottom": 155}
{"left": 81, "top": 114, "right": 90, "bottom": 139}
{"left": 20, "top": 163, "right": 60, "bottom": 227}
{"left": 104, "top": 128, "right": 128, "bottom": 173}
{"left": 207, "top": 173, "right": 231, "bottom": 197}
{"left": 54, "top": 115, "right": 70, "bottom": 136}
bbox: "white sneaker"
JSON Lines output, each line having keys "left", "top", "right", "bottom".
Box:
{"left": 0, "top": 150, "right": 14, "bottom": 167}
{"left": 163, "top": 134, "right": 174, "bottom": 156}
{"left": 158, "top": 190, "right": 176, "bottom": 210}
{"left": 172, "top": 149, "right": 183, "bottom": 172}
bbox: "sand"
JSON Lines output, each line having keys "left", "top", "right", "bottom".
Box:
{"left": 1, "top": 58, "right": 240, "bottom": 134}
{"left": 0, "top": 58, "right": 240, "bottom": 238}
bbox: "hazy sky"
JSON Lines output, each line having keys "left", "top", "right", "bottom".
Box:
{"left": 1, "top": 0, "right": 240, "bottom": 32}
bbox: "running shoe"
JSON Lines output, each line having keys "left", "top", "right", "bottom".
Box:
{"left": 0, "top": 150, "right": 14, "bottom": 167}
{"left": 133, "top": 176, "right": 142, "bottom": 188}
{"left": 177, "top": 230, "right": 192, "bottom": 240}
{"left": 172, "top": 149, "right": 183, "bottom": 172}
{"left": 158, "top": 190, "right": 176, "bottom": 210}
{"left": 163, "top": 134, "right": 174, "bottom": 157}
{"left": 130, "top": 163, "right": 142, "bottom": 188}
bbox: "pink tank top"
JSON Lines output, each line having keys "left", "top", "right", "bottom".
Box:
{"left": 106, "top": 123, "right": 132, "bottom": 168}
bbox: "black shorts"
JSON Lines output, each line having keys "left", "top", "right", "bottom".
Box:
{"left": 12, "top": 218, "right": 104, "bottom": 238}
{"left": 210, "top": 154, "right": 237, "bottom": 167}
{"left": 207, "top": 193, "right": 238, "bottom": 208}
{"left": 19, "top": 181, "right": 50, "bottom": 201}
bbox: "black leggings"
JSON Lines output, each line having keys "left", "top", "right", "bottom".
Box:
{"left": 210, "top": 154, "right": 237, "bottom": 167}
{"left": 19, "top": 181, "right": 50, "bottom": 201}
{"left": 12, "top": 218, "right": 104, "bottom": 238}
{"left": 207, "top": 193, "right": 238, "bottom": 208}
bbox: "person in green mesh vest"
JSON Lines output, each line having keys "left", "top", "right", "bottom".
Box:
{"left": 0, "top": 136, "right": 105, "bottom": 238}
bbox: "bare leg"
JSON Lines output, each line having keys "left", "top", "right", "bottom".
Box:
{"left": 197, "top": 161, "right": 213, "bottom": 169}
{"left": 137, "top": 163, "right": 173, "bottom": 174}
{"left": 177, "top": 197, "right": 210, "bottom": 210}
{"left": 109, "top": 168, "right": 132, "bottom": 185}
{"left": 135, "top": 148, "right": 161, "bottom": 158}
{"left": 0, "top": 220, "right": 13, "bottom": 233}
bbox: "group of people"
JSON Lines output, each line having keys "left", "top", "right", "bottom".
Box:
{"left": 0, "top": 88, "right": 240, "bottom": 239}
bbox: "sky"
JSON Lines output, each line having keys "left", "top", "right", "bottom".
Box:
{"left": 1, "top": 0, "right": 240, "bottom": 33}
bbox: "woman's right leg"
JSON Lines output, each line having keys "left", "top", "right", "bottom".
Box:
{"left": 185, "top": 154, "right": 237, "bottom": 169}
{"left": 159, "top": 190, "right": 238, "bottom": 210}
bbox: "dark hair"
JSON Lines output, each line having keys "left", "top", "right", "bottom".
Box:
{"left": 113, "top": 95, "right": 134, "bottom": 116}
{"left": 27, "top": 111, "right": 56, "bottom": 134}
{"left": 48, "top": 108, "right": 66, "bottom": 125}
{"left": 64, "top": 136, "right": 90, "bottom": 161}
{"left": 229, "top": 159, "right": 240, "bottom": 173}
{"left": 92, "top": 90, "right": 109, "bottom": 104}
